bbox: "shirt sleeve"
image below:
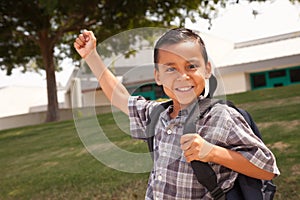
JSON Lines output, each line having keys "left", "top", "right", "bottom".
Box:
{"left": 229, "top": 113, "right": 280, "bottom": 175}
{"left": 128, "top": 96, "right": 159, "bottom": 140}
{"left": 200, "top": 104, "right": 280, "bottom": 176}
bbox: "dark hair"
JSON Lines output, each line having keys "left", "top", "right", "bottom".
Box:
{"left": 154, "top": 28, "right": 208, "bottom": 69}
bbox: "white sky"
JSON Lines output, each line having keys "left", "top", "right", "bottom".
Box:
{"left": 186, "top": 0, "right": 300, "bottom": 41}
{"left": 0, "top": 0, "right": 300, "bottom": 88}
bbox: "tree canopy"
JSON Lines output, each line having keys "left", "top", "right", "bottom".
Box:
{"left": 1, "top": 0, "right": 297, "bottom": 121}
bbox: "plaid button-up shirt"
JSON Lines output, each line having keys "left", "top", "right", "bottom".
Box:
{"left": 128, "top": 96, "right": 280, "bottom": 200}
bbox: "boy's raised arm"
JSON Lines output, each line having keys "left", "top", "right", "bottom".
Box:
{"left": 74, "top": 30, "right": 130, "bottom": 115}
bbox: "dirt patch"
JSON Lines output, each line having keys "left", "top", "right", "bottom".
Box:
{"left": 42, "top": 161, "right": 59, "bottom": 167}
{"left": 257, "top": 120, "right": 300, "bottom": 132}
{"left": 268, "top": 141, "right": 290, "bottom": 151}
{"left": 237, "top": 96, "right": 300, "bottom": 110}
{"left": 291, "top": 164, "right": 300, "bottom": 176}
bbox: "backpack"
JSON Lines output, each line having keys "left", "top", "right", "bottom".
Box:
{"left": 145, "top": 97, "right": 277, "bottom": 200}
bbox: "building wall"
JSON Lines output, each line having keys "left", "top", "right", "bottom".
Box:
{"left": 83, "top": 89, "right": 111, "bottom": 107}
{"left": 221, "top": 72, "right": 248, "bottom": 94}
{"left": 0, "top": 105, "right": 113, "bottom": 131}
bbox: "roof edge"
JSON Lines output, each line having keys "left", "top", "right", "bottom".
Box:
{"left": 234, "top": 31, "right": 300, "bottom": 49}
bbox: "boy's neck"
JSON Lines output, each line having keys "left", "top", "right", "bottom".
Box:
{"left": 170, "top": 109, "right": 179, "bottom": 119}
{"left": 170, "top": 99, "right": 197, "bottom": 119}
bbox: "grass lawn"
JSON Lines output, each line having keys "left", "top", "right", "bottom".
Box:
{"left": 0, "top": 84, "right": 299, "bottom": 199}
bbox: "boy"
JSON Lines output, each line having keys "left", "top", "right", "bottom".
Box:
{"left": 74, "top": 28, "right": 279, "bottom": 199}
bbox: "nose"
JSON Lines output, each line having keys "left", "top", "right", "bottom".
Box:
{"left": 176, "top": 71, "right": 190, "bottom": 81}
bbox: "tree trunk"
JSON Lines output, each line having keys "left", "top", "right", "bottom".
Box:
{"left": 39, "top": 31, "right": 59, "bottom": 122}
{"left": 45, "top": 54, "right": 59, "bottom": 122}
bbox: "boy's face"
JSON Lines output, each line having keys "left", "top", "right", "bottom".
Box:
{"left": 155, "top": 41, "right": 211, "bottom": 108}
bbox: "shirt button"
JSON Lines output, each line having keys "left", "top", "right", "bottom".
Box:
{"left": 162, "top": 151, "right": 167, "bottom": 157}
{"left": 167, "top": 128, "right": 172, "bottom": 134}
{"left": 157, "top": 175, "right": 162, "bottom": 181}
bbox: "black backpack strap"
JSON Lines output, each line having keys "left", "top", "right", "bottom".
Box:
{"left": 183, "top": 98, "right": 226, "bottom": 200}
{"left": 191, "top": 161, "right": 226, "bottom": 200}
{"left": 145, "top": 100, "right": 173, "bottom": 159}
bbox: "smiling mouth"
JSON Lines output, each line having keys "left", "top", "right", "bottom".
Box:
{"left": 175, "top": 86, "right": 194, "bottom": 92}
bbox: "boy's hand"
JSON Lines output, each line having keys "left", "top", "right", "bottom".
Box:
{"left": 74, "top": 30, "right": 97, "bottom": 59}
{"left": 180, "top": 134, "right": 215, "bottom": 163}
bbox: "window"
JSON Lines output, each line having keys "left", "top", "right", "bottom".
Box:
{"left": 154, "top": 85, "right": 166, "bottom": 98}
{"left": 252, "top": 73, "right": 266, "bottom": 88}
{"left": 290, "top": 68, "right": 300, "bottom": 83}
{"left": 251, "top": 67, "right": 300, "bottom": 91}
{"left": 269, "top": 70, "right": 286, "bottom": 78}
{"left": 140, "top": 84, "right": 153, "bottom": 92}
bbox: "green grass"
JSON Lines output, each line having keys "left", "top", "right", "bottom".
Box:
{"left": 1, "top": 84, "right": 300, "bottom": 199}
{"left": 0, "top": 115, "right": 148, "bottom": 200}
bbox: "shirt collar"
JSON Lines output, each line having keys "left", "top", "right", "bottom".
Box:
{"left": 162, "top": 96, "right": 204, "bottom": 119}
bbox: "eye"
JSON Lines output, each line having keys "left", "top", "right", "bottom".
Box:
{"left": 186, "top": 64, "right": 199, "bottom": 70}
{"left": 165, "top": 67, "right": 176, "bottom": 73}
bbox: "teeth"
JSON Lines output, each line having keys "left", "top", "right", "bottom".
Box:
{"left": 177, "top": 86, "right": 193, "bottom": 92}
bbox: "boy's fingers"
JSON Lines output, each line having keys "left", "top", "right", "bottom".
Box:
{"left": 180, "top": 134, "right": 197, "bottom": 145}
{"left": 74, "top": 37, "right": 84, "bottom": 48}
{"left": 73, "top": 42, "right": 80, "bottom": 49}
{"left": 82, "top": 29, "right": 89, "bottom": 35}
{"left": 180, "top": 134, "right": 196, "bottom": 151}
{"left": 82, "top": 30, "right": 95, "bottom": 42}
{"left": 184, "top": 152, "right": 193, "bottom": 162}
{"left": 82, "top": 31, "right": 90, "bottom": 42}
{"left": 78, "top": 34, "right": 86, "bottom": 42}
{"left": 181, "top": 140, "right": 192, "bottom": 151}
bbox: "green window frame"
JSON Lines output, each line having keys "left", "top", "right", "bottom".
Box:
{"left": 250, "top": 66, "right": 300, "bottom": 90}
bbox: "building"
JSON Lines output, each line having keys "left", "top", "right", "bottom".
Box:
{"left": 218, "top": 31, "right": 300, "bottom": 94}
{"left": 65, "top": 30, "right": 300, "bottom": 108}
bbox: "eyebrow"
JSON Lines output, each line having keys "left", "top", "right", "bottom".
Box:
{"left": 161, "top": 62, "right": 176, "bottom": 66}
{"left": 187, "top": 58, "right": 200, "bottom": 63}
{"left": 161, "top": 58, "right": 200, "bottom": 66}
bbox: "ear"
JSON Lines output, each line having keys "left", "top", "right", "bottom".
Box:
{"left": 205, "top": 61, "right": 212, "bottom": 79}
{"left": 154, "top": 68, "right": 162, "bottom": 85}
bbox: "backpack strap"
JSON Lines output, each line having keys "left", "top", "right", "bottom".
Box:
{"left": 183, "top": 98, "right": 226, "bottom": 200}
{"left": 145, "top": 100, "right": 173, "bottom": 160}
